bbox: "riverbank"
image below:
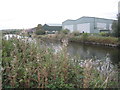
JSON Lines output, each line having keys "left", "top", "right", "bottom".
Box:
{"left": 2, "top": 37, "right": 119, "bottom": 88}
{"left": 36, "top": 34, "right": 120, "bottom": 47}
{"left": 69, "top": 36, "right": 119, "bottom": 47}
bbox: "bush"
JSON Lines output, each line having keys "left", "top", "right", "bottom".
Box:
{"left": 81, "top": 33, "right": 89, "bottom": 41}
{"left": 2, "top": 38, "right": 83, "bottom": 88}
{"left": 60, "top": 29, "right": 70, "bottom": 34}
{"left": 2, "top": 37, "right": 119, "bottom": 88}
{"left": 35, "top": 30, "right": 45, "bottom": 35}
{"left": 72, "top": 31, "right": 80, "bottom": 36}
{"left": 99, "top": 32, "right": 111, "bottom": 37}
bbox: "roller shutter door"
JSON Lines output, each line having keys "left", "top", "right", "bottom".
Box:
{"left": 77, "top": 23, "right": 90, "bottom": 33}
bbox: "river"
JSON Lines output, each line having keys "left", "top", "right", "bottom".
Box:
{"left": 42, "top": 40, "right": 120, "bottom": 66}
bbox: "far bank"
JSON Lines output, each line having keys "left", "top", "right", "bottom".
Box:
{"left": 35, "top": 33, "right": 120, "bottom": 48}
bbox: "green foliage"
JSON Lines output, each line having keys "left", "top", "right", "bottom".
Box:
{"left": 88, "top": 36, "right": 118, "bottom": 44}
{"left": 2, "top": 36, "right": 119, "bottom": 88}
{"left": 35, "top": 29, "right": 45, "bottom": 35}
{"left": 2, "top": 30, "right": 21, "bottom": 35}
{"left": 81, "top": 33, "right": 89, "bottom": 42}
{"left": 99, "top": 32, "right": 105, "bottom": 36}
{"left": 99, "top": 32, "right": 111, "bottom": 37}
{"left": 72, "top": 31, "right": 80, "bottom": 36}
{"left": 112, "top": 20, "right": 118, "bottom": 37}
{"left": 2, "top": 38, "right": 83, "bottom": 88}
{"left": 69, "top": 35, "right": 119, "bottom": 45}
{"left": 36, "top": 24, "right": 43, "bottom": 30}
{"left": 60, "top": 29, "right": 70, "bottom": 34}
{"left": 35, "top": 24, "right": 45, "bottom": 35}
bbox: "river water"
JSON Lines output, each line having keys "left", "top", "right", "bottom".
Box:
{"left": 43, "top": 40, "right": 120, "bottom": 65}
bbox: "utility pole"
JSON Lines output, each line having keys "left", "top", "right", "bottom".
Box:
{"left": 118, "top": 1, "right": 120, "bottom": 39}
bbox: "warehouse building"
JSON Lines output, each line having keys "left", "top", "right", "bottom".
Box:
{"left": 62, "top": 16, "right": 115, "bottom": 33}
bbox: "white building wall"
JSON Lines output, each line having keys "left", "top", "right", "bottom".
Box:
{"left": 97, "top": 23, "right": 106, "bottom": 30}
{"left": 77, "top": 23, "right": 90, "bottom": 33}
{"left": 109, "top": 24, "right": 112, "bottom": 30}
{"left": 63, "top": 25, "right": 74, "bottom": 32}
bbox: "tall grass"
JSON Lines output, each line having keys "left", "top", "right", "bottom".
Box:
{"left": 69, "top": 35, "right": 119, "bottom": 45}
{"left": 2, "top": 36, "right": 119, "bottom": 88}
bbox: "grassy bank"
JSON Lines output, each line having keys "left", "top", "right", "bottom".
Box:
{"left": 69, "top": 35, "right": 119, "bottom": 47}
{"left": 2, "top": 37, "right": 119, "bottom": 88}
{"left": 36, "top": 33, "right": 120, "bottom": 47}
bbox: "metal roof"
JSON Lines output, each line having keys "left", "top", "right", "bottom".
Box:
{"left": 63, "top": 16, "right": 116, "bottom": 23}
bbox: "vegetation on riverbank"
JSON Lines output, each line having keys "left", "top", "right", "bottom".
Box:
{"left": 35, "top": 32, "right": 120, "bottom": 47}
{"left": 69, "top": 34, "right": 119, "bottom": 46}
{"left": 2, "top": 37, "right": 119, "bottom": 88}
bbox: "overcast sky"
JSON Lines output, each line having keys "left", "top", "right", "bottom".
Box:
{"left": 0, "top": 0, "right": 119, "bottom": 29}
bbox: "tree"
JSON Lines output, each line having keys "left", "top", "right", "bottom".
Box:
{"left": 112, "top": 20, "right": 118, "bottom": 37}
{"left": 36, "top": 24, "right": 43, "bottom": 31}
{"left": 35, "top": 24, "right": 45, "bottom": 35}
{"left": 35, "top": 29, "right": 45, "bottom": 35}
{"left": 112, "top": 14, "right": 120, "bottom": 39}
{"left": 118, "top": 13, "right": 120, "bottom": 40}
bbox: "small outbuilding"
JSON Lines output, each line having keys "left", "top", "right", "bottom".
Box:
{"left": 62, "top": 16, "right": 115, "bottom": 33}
{"left": 42, "top": 24, "right": 62, "bottom": 32}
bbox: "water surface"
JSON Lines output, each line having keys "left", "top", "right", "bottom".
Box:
{"left": 43, "top": 40, "right": 120, "bottom": 65}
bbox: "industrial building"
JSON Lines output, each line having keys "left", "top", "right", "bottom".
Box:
{"left": 62, "top": 16, "right": 115, "bottom": 33}
{"left": 42, "top": 24, "right": 62, "bottom": 32}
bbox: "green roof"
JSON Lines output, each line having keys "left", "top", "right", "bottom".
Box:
{"left": 42, "top": 24, "right": 62, "bottom": 31}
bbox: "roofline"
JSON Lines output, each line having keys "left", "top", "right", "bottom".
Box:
{"left": 44, "top": 24, "right": 62, "bottom": 26}
{"left": 77, "top": 16, "right": 116, "bottom": 21}
{"left": 63, "top": 16, "right": 116, "bottom": 23}
{"left": 62, "top": 19, "right": 75, "bottom": 23}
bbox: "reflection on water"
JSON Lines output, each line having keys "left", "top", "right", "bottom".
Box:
{"left": 43, "top": 40, "right": 120, "bottom": 65}
{"left": 68, "top": 42, "right": 120, "bottom": 65}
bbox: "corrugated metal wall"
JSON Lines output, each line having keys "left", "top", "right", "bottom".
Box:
{"left": 77, "top": 23, "right": 90, "bottom": 33}
{"left": 63, "top": 25, "right": 74, "bottom": 32}
{"left": 62, "top": 17, "right": 114, "bottom": 33}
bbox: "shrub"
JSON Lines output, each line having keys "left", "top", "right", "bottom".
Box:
{"left": 2, "top": 38, "right": 83, "bottom": 88}
{"left": 81, "top": 33, "right": 89, "bottom": 42}
{"left": 99, "top": 32, "right": 111, "bottom": 37}
{"left": 72, "top": 31, "right": 80, "bottom": 36}
{"left": 35, "top": 30, "right": 45, "bottom": 35}
{"left": 60, "top": 29, "right": 70, "bottom": 34}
